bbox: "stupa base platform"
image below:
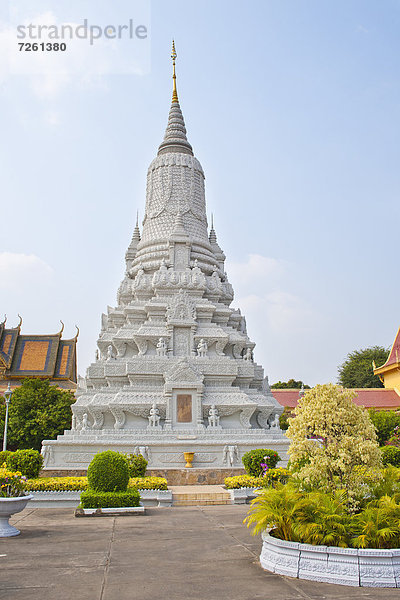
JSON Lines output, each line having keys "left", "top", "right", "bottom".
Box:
{"left": 40, "top": 467, "right": 248, "bottom": 485}
{"left": 41, "top": 429, "right": 289, "bottom": 472}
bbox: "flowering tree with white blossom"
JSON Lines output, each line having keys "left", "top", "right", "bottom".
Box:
{"left": 286, "top": 383, "right": 381, "bottom": 494}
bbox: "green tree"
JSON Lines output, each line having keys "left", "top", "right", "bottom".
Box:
{"left": 0, "top": 379, "right": 74, "bottom": 451}
{"left": 337, "top": 346, "right": 388, "bottom": 388}
{"left": 368, "top": 409, "right": 400, "bottom": 446}
{"left": 271, "top": 379, "right": 310, "bottom": 389}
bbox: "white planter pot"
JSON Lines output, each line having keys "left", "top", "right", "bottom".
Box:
{"left": 0, "top": 495, "right": 33, "bottom": 537}
{"left": 261, "top": 532, "right": 400, "bottom": 588}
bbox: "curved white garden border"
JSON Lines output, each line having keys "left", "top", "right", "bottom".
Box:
{"left": 261, "top": 532, "right": 400, "bottom": 588}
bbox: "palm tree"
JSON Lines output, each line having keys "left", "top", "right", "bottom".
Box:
{"left": 351, "top": 495, "right": 400, "bottom": 549}
{"left": 293, "top": 489, "right": 350, "bottom": 547}
{"left": 244, "top": 483, "right": 310, "bottom": 541}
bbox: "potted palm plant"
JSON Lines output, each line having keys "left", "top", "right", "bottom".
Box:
{"left": 0, "top": 464, "right": 33, "bottom": 537}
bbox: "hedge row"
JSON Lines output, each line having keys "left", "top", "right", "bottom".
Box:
{"left": 80, "top": 489, "right": 140, "bottom": 509}
{"left": 25, "top": 476, "right": 167, "bottom": 492}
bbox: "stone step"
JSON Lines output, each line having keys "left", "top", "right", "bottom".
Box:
{"left": 172, "top": 499, "right": 231, "bottom": 506}
{"left": 170, "top": 484, "right": 231, "bottom": 506}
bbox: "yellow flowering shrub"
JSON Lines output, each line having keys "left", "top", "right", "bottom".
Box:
{"left": 25, "top": 476, "right": 168, "bottom": 492}
{"left": 25, "top": 477, "right": 88, "bottom": 491}
{"left": 225, "top": 469, "right": 290, "bottom": 489}
{"left": 0, "top": 464, "right": 27, "bottom": 497}
{"left": 225, "top": 475, "right": 263, "bottom": 489}
{"left": 128, "top": 477, "right": 167, "bottom": 490}
{"left": 287, "top": 383, "right": 382, "bottom": 496}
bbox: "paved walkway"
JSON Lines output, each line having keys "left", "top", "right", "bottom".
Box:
{"left": 1, "top": 505, "right": 400, "bottom": 600}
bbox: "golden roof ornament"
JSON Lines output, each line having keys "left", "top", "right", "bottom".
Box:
{"left": 171, "top": 40, "right": 178, "bottom": 103}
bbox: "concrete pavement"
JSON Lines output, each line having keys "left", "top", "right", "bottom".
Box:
{"left": 1, "top": 505, "right": 400, "bottom": 600}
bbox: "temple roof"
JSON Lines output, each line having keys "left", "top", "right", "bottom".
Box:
{"left": 0, "top": 318, "right": 77, "bottom": 384}
{"left": 272, "top": 388, "right": 400, "bottom": 410}
{"left": 374, "top": 326, "right": 400, "bottom": 373}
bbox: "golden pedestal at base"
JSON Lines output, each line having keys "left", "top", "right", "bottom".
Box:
{"left": 183, "top": 452, "right": 194, "bottom": 468}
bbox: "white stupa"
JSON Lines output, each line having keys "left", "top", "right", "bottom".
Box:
{"left": 42, "top": 43, "right": 288, "bottom": 471}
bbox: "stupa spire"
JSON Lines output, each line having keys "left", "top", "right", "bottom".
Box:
{"left": 171, "top": 40, "right": 178, "bottom": 103}
{"left": 158, "top": 41, "right": 193, "bottom": 156}
{"left": 209, "top": 213, "right": 217, "bottom": 244}
{"left": 125, "top": 210, "right": 141, "bottom": 270}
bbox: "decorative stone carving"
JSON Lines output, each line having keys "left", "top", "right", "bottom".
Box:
{"left": 62, "top": 453, "right": 95, "bottom": 464}
{"left": 107, "top": 345, "right": 116, "bottom": 361}
{"left": 81, "top": 413, "right": 89, "bottom": 431}
{"left": 222, "top": 445, "right": 239, "bottom": 466}
{"left": 116, "top": 342, "right": 127, "bottom": 358}
{"left": 152, "top": 264, "right": 206, "bottom": 291}
{"left": 215, "top": 340, "right": 227, "bottom": 356}
{"left": 239, "top": 407, "right": 255, "bottom": 429}
{"left": 148, "top": 402, "right": 161, "bottom": 428}
{"left": 110, "top": 408, "right": 126, "bottom": 430}
{"left": 164, "top": 360, "right": 203, "bottom": 384}
{"left": 257, "top": 408, "right": 273, "bottom": 429}
{"left": 173, "top": 328, "right": 190, "bottom": 357}
{"left": 260, "top": 533, "right": 400, "bottom": 588}
{"left": 89, "top": 409, "right": 104, "bottom": 429}
{"left": 156, "top": 337, "right": 167, "bottom": 357}
{"left": 133, "top": 446, "right": 150, "bottom": 461}
{"left": 268, "top": 412, "right": 280, "bottom": 429}
{"left": 41, "top": 445, "right": 54, "bottom": 467}
{"left": 136, "top": 339, "right": 148, "bottom": 356}
{"left": 197, "top": 339, "right": 208, "bottom": 358}
{"left": 166, "top": 289, "right": 196, "bottom": 323}
{"left": 232, "top": 343, "right": 244, "bottom": 359}
{"left": 207, "top": 405, "right": 220, "bottom": 428}
{"left": 243, "top": 348, "right": 252, "bottom": 362}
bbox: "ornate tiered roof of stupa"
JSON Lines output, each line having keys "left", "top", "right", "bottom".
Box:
{"left": 0, "top": 316, "right": 78, "bottom": 389}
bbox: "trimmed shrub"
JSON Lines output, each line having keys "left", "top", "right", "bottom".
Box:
{"left": 80, "top": 489, "right": 140, "bottom": 509}
{"left": 382, "top": 445, "right": 400, "bottom": 467}
{"left": 125, "top": 454, "right": 147, "bottom": 477}
{"left": 0, "top": 450, "right": 12, "bottom": 467}
{"left": 242, "top": 449, "right": 280, "bottom": 477}
{"left": 7, "top": 449, "right": 43, "bottom": 479}
{"left": 87, "top": 451, "right": 129, "bottom": 492}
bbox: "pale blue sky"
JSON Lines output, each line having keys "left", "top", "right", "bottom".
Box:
{"left": 1, "top": 0, "right": 399, "bottom": 385}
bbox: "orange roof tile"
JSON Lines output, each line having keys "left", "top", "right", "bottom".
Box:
{"left": 272, "top": 388, "right": 400, "bottom": 410}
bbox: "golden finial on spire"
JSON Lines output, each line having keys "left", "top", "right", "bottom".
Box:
{"left": 171, "top": 39, "right": 178, "bottom": 103}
